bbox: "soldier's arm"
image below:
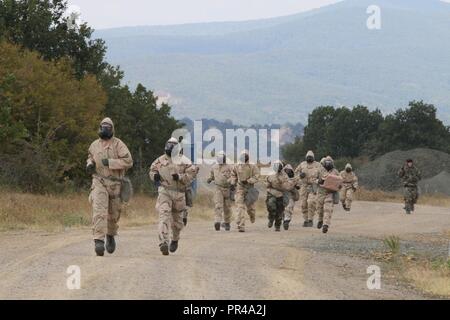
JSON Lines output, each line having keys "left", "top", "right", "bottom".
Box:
{"left": 179, "top": 163, "right": 197, "bottom": 185}
{"left": 108, "top": 141, "right": 133, "bottom": 170}
{"left": 247, "top": 165, "right": 260, "bottom": 185}
{"left": 416, "top": 169, "right": 422, "bottom": 181}
{"left": 353, "top": 175, "right": 359, "bottom": 189}
{"left": 229, "top": 166, "right": 238, "bottom": 185}
{"left": 398, "top": 167, "right": 405, "bottom": 178}
{"left": 207, "top": 168, "right": 215, "bottom": 184}
{"left": 149, "top": 158, "right": 161, "bottom": 181}
{"left": 87, "top": 144, "right": 95, "bottom": 166}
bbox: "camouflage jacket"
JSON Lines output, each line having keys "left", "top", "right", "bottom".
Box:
{"left": 398, "top": 166, "right": 422, "bottom": 187}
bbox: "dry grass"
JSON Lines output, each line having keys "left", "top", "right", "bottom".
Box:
{"left": 355, "top": 188, "right": 450, "bottom": 207}
{"left": 405, "top": 259, "right": 450, "bottom": 297}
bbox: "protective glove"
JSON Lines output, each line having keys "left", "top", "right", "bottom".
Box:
{"left": 285, "top": 169, "right": 294, "bottom": 178}
{"left": 300, "top": 172, "right": 307, "bottom": 179}
{"left": 172, "top": 173, "right": 180, "bottom": 181}
{"left": 153, "top": 172, "right": 161, "bottom": 182}
{"left": 207, "top": 178, "right": 213, "bottom": 184}
{"left": 102, "top": 158, "right": 109, "bottom": 167}
{"left": 86, "top": 162, "right": 96, "bottom": 175}
{"left": 230, "top": 185, "right": 236, "bottom": 192}
{"left": 318, "top": 178, "right": 324, "bottom": 185}
{"left": 183, "top": 217, "right": 188, "bottom": 226}
{"left": 241, "top": 180, "right": 248, "bottom": 185}
{"left": 295, "top": 185, "right": 300, "bottom": 190}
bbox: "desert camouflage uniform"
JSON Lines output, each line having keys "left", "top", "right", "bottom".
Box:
{"left": 294, "top": 151, "right": 321, "bottom": 222}
{"left": 208, "top": 163, "right": 234, "bottom": 224}
{"left": 282, "top": 164, "right": 300, "bottom": 223}
{"left": 316, "top": 164, "right": 340, "bottom": 226}
{"left": 182, "top": 165, "right": 199, "bottom": 222}
{"left": 230, "top": 161, "right": 260, "bottom": 231}
{"left": 265, "top": 167, "right": 297, "bottom": 229}
{"left": 339, "top": 164, "right": 359, "bottom": 211}
{"left": 398, "top": 165, "right": 421, "bottom": 213}
{"left": 87, "top": 118, "right": 133, "bottom": 240}
{"left": 149, "top": 154, "right": 197, "bottom": 246}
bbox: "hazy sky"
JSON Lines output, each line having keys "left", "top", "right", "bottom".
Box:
{"left": 66, "top": 0, "right": 342, "bottom": 29}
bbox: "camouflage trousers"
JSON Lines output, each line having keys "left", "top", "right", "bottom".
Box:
{"left": 300, "top": 185, "right": 317, "bottom": 221}
{"left": 156, "top": 188, "right": 185, "bottom": 245}
{"left": 89, "top": 178, "right": 122, "bottom": 240}
{"left": 404, "top": 185, "right": 419, "bottom": 211}
{"left": 315, "top": 189, "right": 334, "bottom": 226}
{"left": 235, "top": 186, "right": 256, "bottom": 229}
{"left": 266, "top": 193, "right": 285, "bottom": 228}
{"left": 214, "top": 186, "right": 233, "bottom": 223}
{"left": 340, "top": 186, "right": 354, "bottom": 209}
{"left": 284, "top": 196, "right": 296, "bottom": 222}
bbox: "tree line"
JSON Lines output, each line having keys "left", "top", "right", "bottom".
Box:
{"left": 0, "top": 0, "right": 181, "bottom": 193}
{"left": 282, "top": 101, "right": 450, "bottom": 166}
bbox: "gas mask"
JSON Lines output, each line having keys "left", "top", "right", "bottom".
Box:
{"left": 346, "top": 168, "right": 352, "bottom": 173}
{"left": 165, "top": 141, "right": 179, "bottom": 157}
{"left": 98, "top": 124, "right": 113, "bottom": 140}
{"left": 272, "top": 162, "right": 283, "bottom": 173}
{"left": 323, "top": 160, "right": 334, "bottom": 171}
{"left": 239, "top": 153, "right": 250, "bottom": 163}
{"left": 306, "top": 156, "right": 314, "bottom": 163}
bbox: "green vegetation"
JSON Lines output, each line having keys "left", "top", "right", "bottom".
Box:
{"left": 282, "top": 101, "right": 450, "bottom": 165}
{"left": 0, "top": 0, "right": 181, "bottom": 193}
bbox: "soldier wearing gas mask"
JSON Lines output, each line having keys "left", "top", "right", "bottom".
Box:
{"left": 86, "top": 118, "right": 133, "bottom": 256}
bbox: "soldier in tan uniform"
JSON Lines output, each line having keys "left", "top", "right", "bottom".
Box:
{"left": 149, "top": 138, "right": 197, "bottom": 255}
{"left": 316, "top": 156, "right": 341, "bottom": 234}
{"left": 294, "top": 151, "right": 321, "bottom": 228}
{"left": 230, "top": 150, "right": 260, "bottom": 232}
{"left": 265, "top": 161, "right": 298, "bottom": 231}
{"left": 207, "top": 151, "right": 234, "bottom": 231}
{"left": 86, "top": 117, "right": 133, "bottom": 256}
{"left": 339, "top": 163, "right": 358, "bottom": 212}
{"left": 281, "top": 163, "right": 300, "bottom": 230}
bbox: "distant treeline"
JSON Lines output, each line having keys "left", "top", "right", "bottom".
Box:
{"left": 0, "top": 0, "right": 181, "bottom": 193}
{"left": 282, "top": 101, "right": 450, "bottom": 165}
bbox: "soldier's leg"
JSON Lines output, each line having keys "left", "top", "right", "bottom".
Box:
{"left": 340, "top": 188, "right": 347, "bottom": 208}
{"left": 300, "top": 186, "right": 309, "bottom": 221}
{"left": 315, "top": 191, "right": 326, "bottom": 228}
{"left": 156, "top": 192, "right": 173, "bottom": 246}
{"left": 107, "top": 184, "right": 122, "bottom": 237}
{"left": 171, "top": 192, "right": 186, "bottom": 243}
{"left": 323, "top": 193, "right": 334, "bottom": 226}
{"left": 266, "top": 194, "right": 277, "bottom": 226}
{"left": 404, "top": 187, "right": 412, "bottom": 213}
{"left": 307, "top": 192, "right": 317, "bottom": 223}
{"left": 284, "top": 197, "right": 294, "bottom": 222}
{"left": 91, "top": 181, "right": 109, "bottom": 241}
{"left": 223, "top": 191, "right": 233, "bottom": 224}
{"left": 345, "top": 188, "right": 354, "bottom": 210}
{"left": 247, "top": 200, "right": 256, "bottom": 224}
{"left": 235, "top": 188, "right": 246, "bottom": 230}
{"left": 274, "top": 198, "right": 284, "bottom": 230}
{"left": 214, "top": 188, "right": 225, "bottom": 223}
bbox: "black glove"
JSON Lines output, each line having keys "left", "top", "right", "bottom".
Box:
{"left": 285, "top": 169, "right": 294, "bottom": 178}
{"left": 300, "top": 172, "right": 306, "bottom": 179}
{"left": 172, "top": 173, "right": 180, "bottom": 181}
{"left": 230, "top": 185, "right": 236, "bottom": 192}
{"left": 153, "top": 172, "right": 161, "bottom": 182}
{"left": 241, "top": 180, "right": 248, "bottom": 185}
{"left": 318, "top": 178, "right": 324, "bottom": 185}
{"left": 295, "top": 185, "right": 300, "bottom": 190}
{"left": 86, "top": 162, "right": 96, "bottom": 175}
{"left": 102, "top": 158, "right": 109, "bottom": 167}
{"left": 183, "top": 217, "right": 188, "bottom": 226}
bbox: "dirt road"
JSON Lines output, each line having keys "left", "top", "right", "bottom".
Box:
{"left": 0, "top": 201, "right": 449, "bottom": 299}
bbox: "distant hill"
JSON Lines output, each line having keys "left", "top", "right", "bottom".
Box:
{"left": 96, "top": 0, "right": 450, "bottom": 124}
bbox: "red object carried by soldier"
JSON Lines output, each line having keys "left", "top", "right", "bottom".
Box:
{"left": 322, "top": 174, "right": 343, "bottom": 192}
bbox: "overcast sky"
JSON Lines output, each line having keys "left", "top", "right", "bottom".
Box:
{"left": 66, "top": 0, "right": 342, "bottom": 29}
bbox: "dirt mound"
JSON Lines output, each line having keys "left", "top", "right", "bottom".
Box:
{"left": 419, "top": 171, "right": 450, "bottom": 196}
{"left": 357, "top": 148, "right": 450, "bottom": 191}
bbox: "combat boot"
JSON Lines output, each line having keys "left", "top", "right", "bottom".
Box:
{"left": 169, "top": 240, "right": 178, "bottom": 253}
{"left": 268, "top": 219, "right": 274, "bottom": 228}
{"left": 105, "top": 235, "right": 116, "bottom": 254}
{"left": 322, "top": 225, "right": 329, "bottom": 234}
{"left": 224, "top": 223, "right": 231, "bottom": 231}
{"left": 94, "top": 239, "right": 105, "bottom": 256}
{"left": 238, "top": 226, "right": 245, "bottom": 232}
{"left": 307, "top": 220, "right": 314, "bottom": 227}
{"left": 341, "top": 202, "right": 347, "bottom": 210}
{"left": 160, "top": 243, "right": 169, "bottom": 256}
{"left": 250, "top": 215, "right": 256, "bottom": 223}
{"left": 283, "top": 220, "right": 290, "bottom": 230}
{"left": 317, "top": 221, "right": 323, "bottom": 229}
{"left": 214, "top": 222, "right": 221, "bottom": 231}
{"left": 275, "top": 226, "right": 281, "bottom": 232}
{"left": 303, "top": 220, "right": 309, "bottom": 227}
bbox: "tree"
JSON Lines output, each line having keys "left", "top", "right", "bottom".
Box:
{"left": 0, "top": 41, "right": 106, "bottom": 192}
